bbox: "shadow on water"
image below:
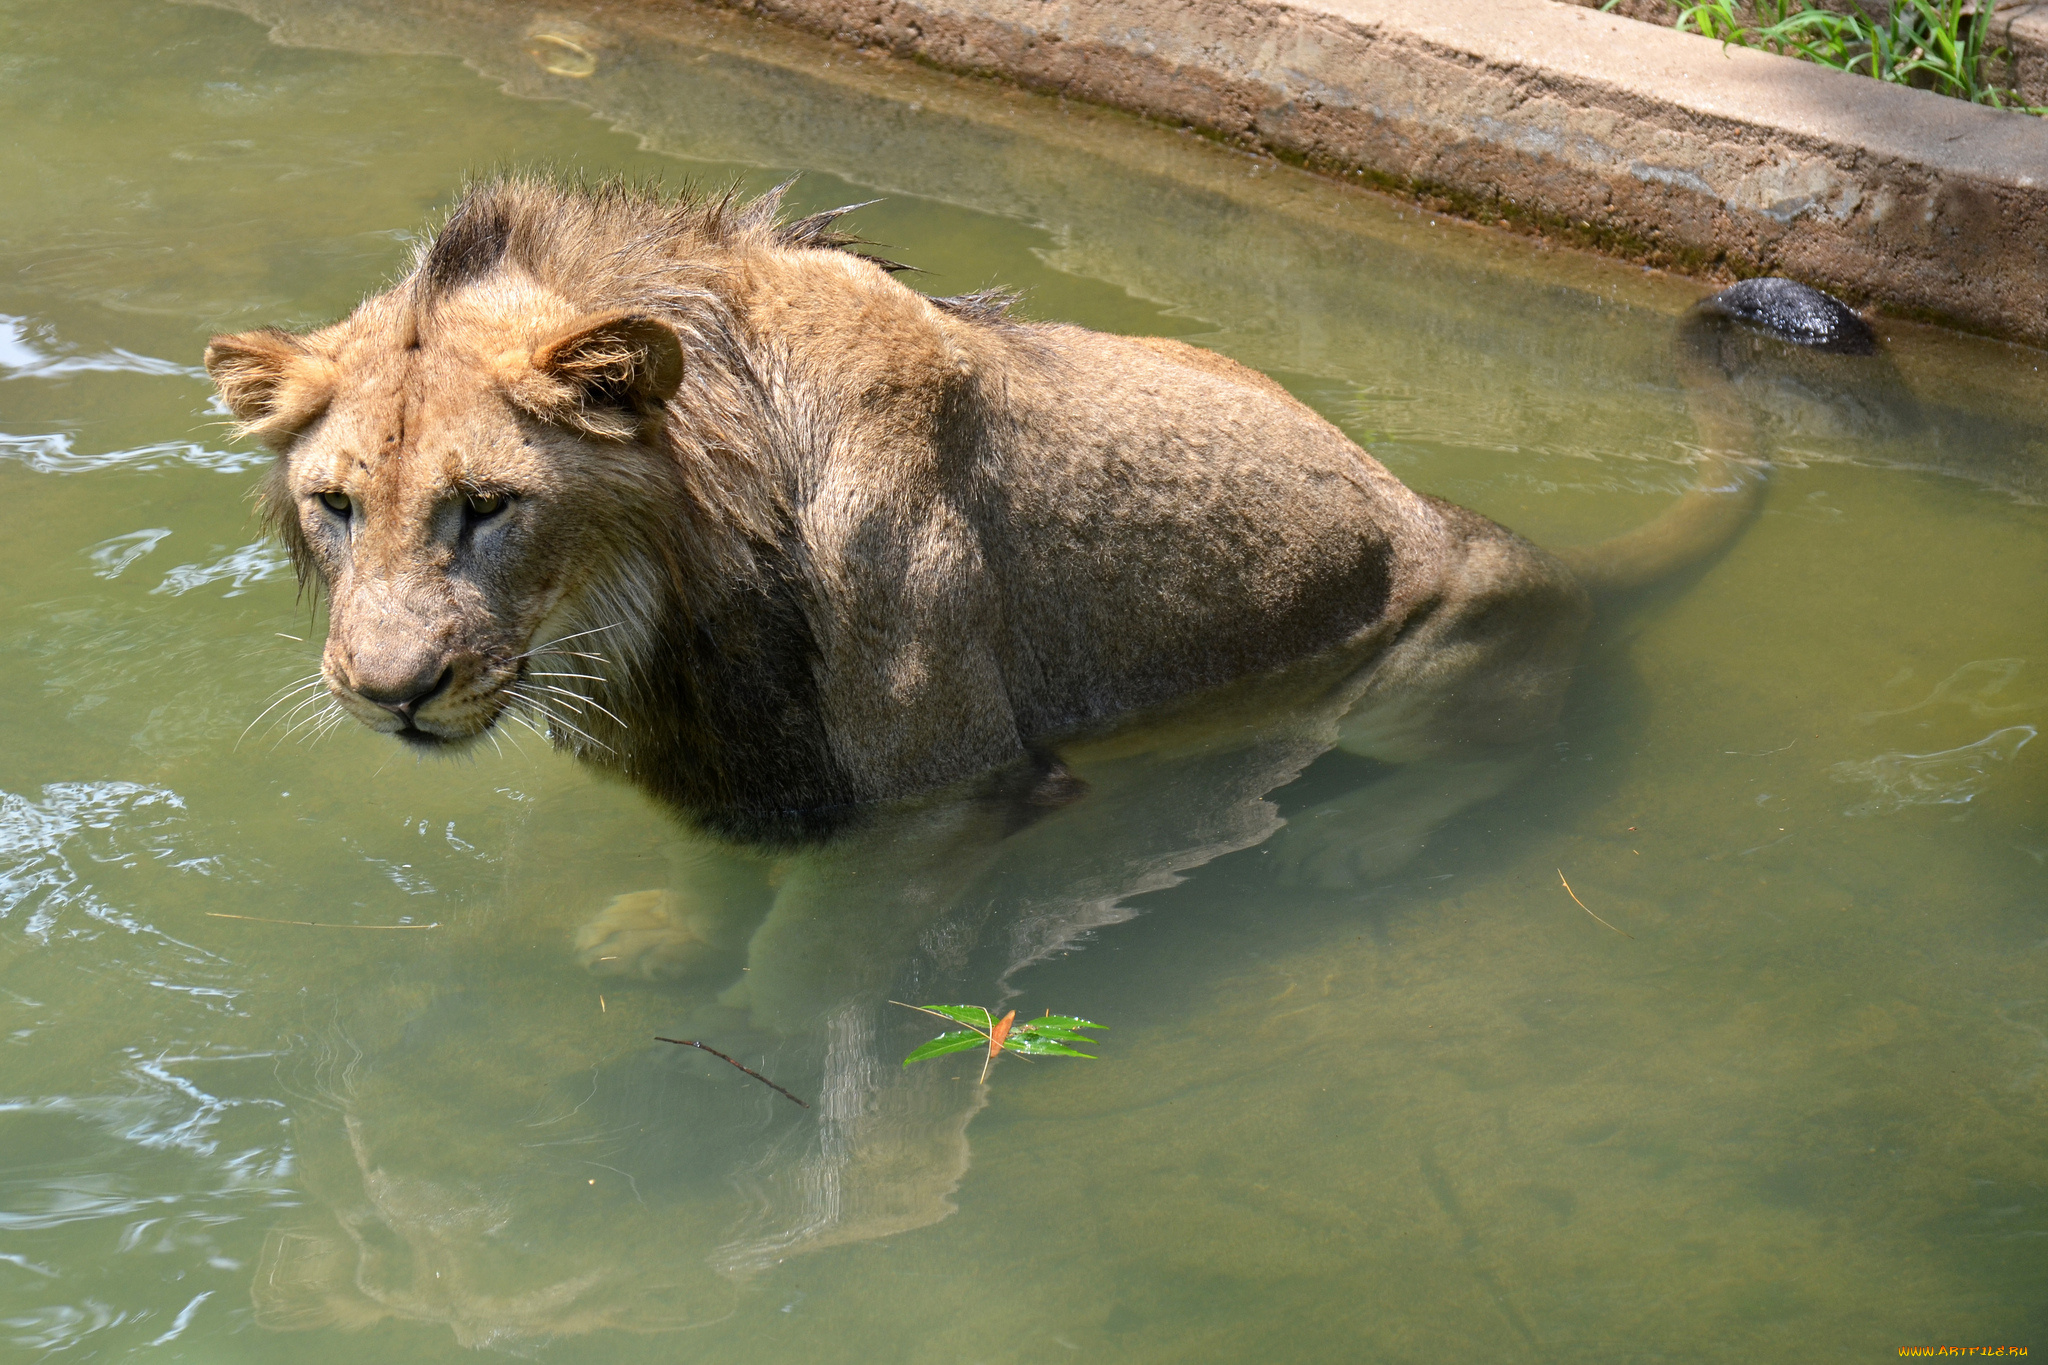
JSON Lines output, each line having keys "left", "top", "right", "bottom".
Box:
{"left": 240, "top": 621, "right": 1533, "bottom": 1342}
{"left": 241, "top": 687, "right": 1323, "bottom": 1339}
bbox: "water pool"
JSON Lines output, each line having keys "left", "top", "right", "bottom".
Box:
{"left": 2, "top": 0, "right": 2046, "bottom": 1358}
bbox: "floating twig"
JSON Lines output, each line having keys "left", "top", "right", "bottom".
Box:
{"left": 655, "top": 1038, "right": 808, "bottom": 1109}
{"left": 1557, "top": 870, "right": 1632, "bottom": 939}
{"left": 206, "top": 912, "right": 437, "bottom": 930}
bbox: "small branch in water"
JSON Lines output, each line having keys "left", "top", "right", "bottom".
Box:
{"left": 655, "top": 1037, "right": 808, "bottom": 1109}
{"left": 1557, "top": 869, "right": 1633, "bottom": 939}
{"left": 205, "top": 912, "right": 437, "bottom": 929}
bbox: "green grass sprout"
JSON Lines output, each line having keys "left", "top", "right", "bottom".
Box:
{"left": 1675, "top": 0, "right": 2046, "bottom": 114}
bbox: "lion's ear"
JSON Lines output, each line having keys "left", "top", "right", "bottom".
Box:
{"left": 516, "top": 313, "right": 682, "bottom": 436}
{"left": 204, "top": 329, "right": 330, "bottom": 446}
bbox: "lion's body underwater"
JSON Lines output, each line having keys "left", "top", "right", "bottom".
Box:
{"left": 206, "top": 178, "right": 1770, "bottom": 840}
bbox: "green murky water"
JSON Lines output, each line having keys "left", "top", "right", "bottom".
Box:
{"left": 4, "top": 0, "right": 2047, "bottom": 1358}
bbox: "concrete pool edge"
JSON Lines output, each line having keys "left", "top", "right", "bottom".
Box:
{"left": 701, "top": 0, "right": 2048, "bottom": 346}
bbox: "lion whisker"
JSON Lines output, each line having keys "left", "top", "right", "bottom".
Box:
{"left": 521, "top": 685, "right": 572, "bottom": 709}
{"left": 514, "top": 624, "right": 620, "bottom": 660}
{"left": 303, "top": 705, "right": 351, "bottom": 746}
{"left": 501, "top": 708, "right": 558, "bottom": 751}
{"left": 269, "top": 690, "right": 333, "bottom": 737}
{"left": 484, "top": 707, "right": 529, "bottom": 757}
{"left": 516, "top": 696, "right": 604, "bottom": 749}
{"left": 251, "top": 673, "right": 324, "bottom": 708}
{"left": 274, "top": 700, "right": 341, "bottom": 750}
{"left": 508, "top": 687, "right": 612, "bottom": 752}
{"left": 533, "top": 683, "right": 629, "bottom": 730}
{"left": 499, "top": 705, "right": 549, "bottom": 739}
{"left": 237, "top": 677, "right": 330, "bottom": 749}
{"left": 256, "top": 670, "right": 324, "bottom": 702}
{"left": 290, "top": 699, "right": 340, "bottom": 735}
{"left": 526, "top": 671, "right": 607, "bottom": 683}
{"left": 510, "top": 651, "right": 612, "bottom": 668}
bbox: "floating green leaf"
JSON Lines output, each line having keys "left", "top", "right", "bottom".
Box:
{"left": 1004, "top": 1034, "right": 1096, "bottom": 1059}
{"left": 909, "top": 1004, "right": 996, "bottom": 1031}
{"left": 1019, "top": 1015, "right": 1100, "bottom": 1035}
{"left": 900, "top": 1030, "right": 988, "bottom": 1065}
{"left": 893, "top": 1002, "right": 1105, "bottom": 1080}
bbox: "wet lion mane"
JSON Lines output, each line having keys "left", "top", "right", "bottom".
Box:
{"left": 225, "top": 176, "right": 1028, "bottom": 841}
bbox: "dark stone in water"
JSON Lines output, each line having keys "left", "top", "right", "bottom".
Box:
{"left": 1694, "top": 277, "right": 1878, "bottom": 355}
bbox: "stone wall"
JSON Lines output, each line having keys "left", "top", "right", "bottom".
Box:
{"left": 704, "top": 0, "right": 2048, "bottom": 344}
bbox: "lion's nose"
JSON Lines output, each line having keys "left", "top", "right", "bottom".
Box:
{"left": 354, "top": 665, "right": 454, "bottom": 722}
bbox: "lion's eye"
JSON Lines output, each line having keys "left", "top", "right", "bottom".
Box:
{"left": 465, "top": 492, "right": 508, "bottom": 518}
{"left": 319, "top": 490, "right": 352, "bottom": 515}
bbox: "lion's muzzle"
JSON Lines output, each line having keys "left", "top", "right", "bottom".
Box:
{"left": 325, "top": 623, "right": 506, "bottom": 746}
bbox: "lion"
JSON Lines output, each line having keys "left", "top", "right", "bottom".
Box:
{"left": 203, "top": 177, "right": 1848, "bottom": 1018}
{"left": 203, "top": 176, "right": 1779, "bottom": 811}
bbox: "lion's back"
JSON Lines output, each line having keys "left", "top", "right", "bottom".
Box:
{"left": 982, "top": 327, "right": 1453, "bottom": 734}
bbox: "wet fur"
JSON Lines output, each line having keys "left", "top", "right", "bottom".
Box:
{"left": 206, "top": 177, "right": 1716, "bottom": 842}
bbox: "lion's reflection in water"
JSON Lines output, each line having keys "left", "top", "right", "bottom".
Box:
{"left": 249, "top": 663, "right": 1523, "bottom": 1347}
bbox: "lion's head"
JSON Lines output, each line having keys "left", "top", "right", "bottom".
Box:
{"left": 209, "top": 301, "right": 684, "bottom": 749}
{"left": 204, "top": 180, "right": 832, "bottom": 762}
